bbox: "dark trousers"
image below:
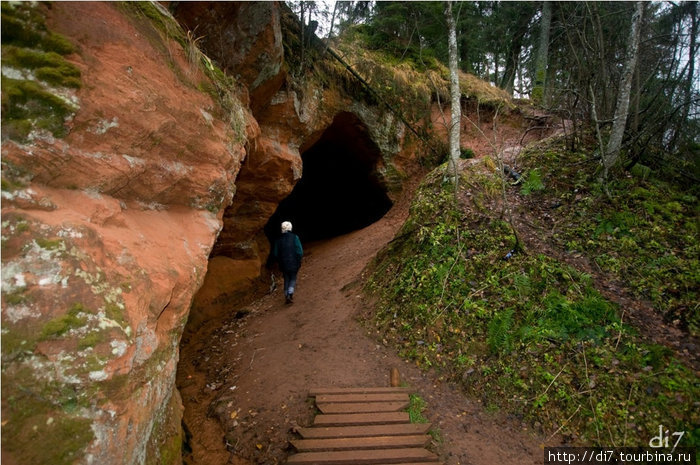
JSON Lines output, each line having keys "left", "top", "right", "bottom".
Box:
{"left": 282, "top": 270, "right": 298, "bottom": 297}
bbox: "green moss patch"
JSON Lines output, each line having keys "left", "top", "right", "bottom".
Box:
{"left": 1, "top": 3, "right": 75, "bottom": 54}
{"left": 1, "top": 373, "right": 94, "bottom": 465}
{"left": 2, "top": 45, "right": 80, "bottom": 87}
{"left": 1, "top": 76, "right": 77, "bottom": 140}
{"left": 3, "top": 288, "right": 30, "bottom": 306}
{"left": 104, "top": 302, "right": 128, "bottom": 328}
{"left": 35, "top": 237, "right": 63, "bottom": 250}
{"left": 1, "top": 326, "right": 39, "bottom": 356}
{"left": 1, "top": 2, "right": 80, "bottom": 142}
{"left": 1, "top": 176, "right": 27, "bottom": 192}
{"left": 77, "top": 332, "right": 103, "bottom": 350}
{"left": 1, "top": 160, "right": 32, "bottom": 193}
{"left": 40, "top": 304, "right": 88, "bottom": 340}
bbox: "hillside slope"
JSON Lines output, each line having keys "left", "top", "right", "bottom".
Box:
{"left": 365, "top": 135, "right": 699, "bottom": 450}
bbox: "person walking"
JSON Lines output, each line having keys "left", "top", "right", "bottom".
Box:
{"left": 271, "top": 221, "right": 303, "bottom": 304}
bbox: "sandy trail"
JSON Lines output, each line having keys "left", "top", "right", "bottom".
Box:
{"left": 178, "top": 192, "right": 547, "bottom": 465}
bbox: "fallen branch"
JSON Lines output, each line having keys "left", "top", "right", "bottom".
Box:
{"left": 546, "top": 405, "right": 582, "bottom": 442}
{"left": 249, "top": 347, "right": 265, "bottom": 370}
{"left": 530, "top": 367, "right": 565, "bottom": 401}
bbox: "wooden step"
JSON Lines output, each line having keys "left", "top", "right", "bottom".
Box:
{"left": 364, "top": 463, "right": 440, "bottom": 465}
{"left": 291, "top": 434, "right": 430, "bottom": 452}
{"left": 314, "top": 412, "right": 410, "bottom": 426}
{"left": 309, "top": 387, "right": 412, "bottom": 396}
{"left": 297, "top": 423, "right": 432, "bottom": 439}
{"left": 317, "top": 401, "right": 409, "bottom": 414}
{"left": 286, "top": 447, "right": 439, "bottom": 464}
{"left": 316, "top": 393, "right": 409, "bottom": 404}
{"left": 357, "top": 463, "right": 440, "bottom": 465}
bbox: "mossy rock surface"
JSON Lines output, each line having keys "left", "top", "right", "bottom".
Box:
{"left": 1, "top": 2, "right": 80, "bottom": 142}
{"left": 1, "top": 363, "right": 94, "bottom": 465}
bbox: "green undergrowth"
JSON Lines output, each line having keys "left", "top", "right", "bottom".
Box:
{"left": 1, "top": 2, "right": 80, "bottom": 142}
{"left": 405, "top": 393, "right": 442, "bottom": 444}
{"left": 364, "top": 155, "right": 699, "bottom": 449}
{"left": 407, "top": 393, "right": 429, "bottom": 424}
{"left": 518, "top": 139, "right": 699, "bottom": 336}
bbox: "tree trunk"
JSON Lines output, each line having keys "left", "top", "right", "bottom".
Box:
{"left": 299, "top": 2, "right": 306, "bottom": 74}
{"left": 493, "top": 51, "right": 499, "bottom": 86}
{"left": 327, "top": 1, "right": 338, "bottom": 42}
{"left": 501, "top": 33, "right": 523, "bottom": 95}
{"left": 323, "top": 1, "right": 338, "bottom": 55}
{"left": 590, "top": 3, "right": 610, "bottom": 116}
{"left": 532, "top": 1, "right": 552, "bottom": 105}
{"left": 603, "top": 1, "right": 644, "bottom": 180}
{"left": 681, "top": 2, "right": 698, "bottom": 133}
{"left": 632, "top": 61, "right": 640, "bottom": 136}
{"left": 445, "top": 0, "right": 462, "bottom": 192}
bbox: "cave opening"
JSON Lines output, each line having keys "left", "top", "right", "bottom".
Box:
{"left": 264, "top": 112, "right": 393, "bottom": 243}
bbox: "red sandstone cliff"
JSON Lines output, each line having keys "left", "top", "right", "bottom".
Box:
{"left": 1, "top": 2, "right": 420, "bottom": 463}
{"left": 1, "top": 3, "right": 246, "bottom": 464}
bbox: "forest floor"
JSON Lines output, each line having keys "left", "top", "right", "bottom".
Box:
{"left": 177, "top": 177, "right": 558, "bottom": 465}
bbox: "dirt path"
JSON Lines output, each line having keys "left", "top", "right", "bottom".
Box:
{"left": 177, "top": 185, "right": 552, "bottom": 465}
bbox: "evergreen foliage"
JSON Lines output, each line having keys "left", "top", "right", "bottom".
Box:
{"left": 310, "top": 1, "right": 699, "bottom": 186}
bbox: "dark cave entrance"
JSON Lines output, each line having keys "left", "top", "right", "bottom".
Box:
{"left": 264, "top": 112, "right": 393, "bottom": 243}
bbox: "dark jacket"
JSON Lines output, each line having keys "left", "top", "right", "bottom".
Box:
{"left": 272, "top": 232, "right": 303, "bottom": 272}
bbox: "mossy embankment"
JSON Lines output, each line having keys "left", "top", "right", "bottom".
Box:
{"left": 364, "top": 136, "right": 699, "bottom": 449}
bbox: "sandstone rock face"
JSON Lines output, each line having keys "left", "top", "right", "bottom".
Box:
{"left": 2, "top": 2, "right": 421, "bottom": 464}
{"left": 172, "top": 1, "right": 285, "bottom": 115}
{"left": 1, "top": 3, "right": 246, "bottom": 464}
{"left": 187, "top": 256, "right": 262, "bottom": 332}
{"left": 211, "top": 80, "right": 410, "bottom": 268}
{"left": 176, "top": 2, "right": 412, "bottom": 312}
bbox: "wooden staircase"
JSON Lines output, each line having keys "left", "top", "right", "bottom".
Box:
{"left": 287, "top": 387, "right": 440, "bottom": 465}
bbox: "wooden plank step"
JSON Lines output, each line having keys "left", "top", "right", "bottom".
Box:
{"left": 291, "top": 434, "right": 429, "bottom": 452}
{"left": 316, "top": 393, "right": 409, "bottom": 404}
{"left": 358, "top": 462, "right": 436, "bottom": 465}
{"left": 360, "top": 463, "right": 440, "bottom": 465}
{"left": 317, "top": 401, "right": 409, "bottom": 414}
{"left": 286, "top": 447, "right": 439, "bottom": 464}
{"left": 314, "top": 412, "right": 410, "bottom": 426}
{"left": 361, "top": 463, "right": 440, "bottom": 465}
{"left": 297, "top": 423, "right": 431, "bottom": 439}
{"left": 309, "top": 387, "right": 412, "bottom": 396}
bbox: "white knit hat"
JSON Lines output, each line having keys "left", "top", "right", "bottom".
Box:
{"left": 281, "top": 221, "right": 293, "bottom": 233}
